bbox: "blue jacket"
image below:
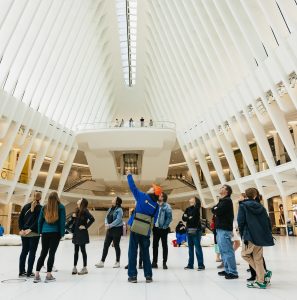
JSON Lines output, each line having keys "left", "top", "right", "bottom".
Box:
{"left": 127, "top": 174, "right": 159, "bottom": 234}
{"left": 105, "top": 206, "right": 123, "bottom": 228}
{"left": 237, "top": 199, "right": 274, "bottom": 247}
{"left": 155, "top": 202, "right": 172, "bottom": 229}
{"left": 0, "top": 225, "right": 4, "bottom": 236}
{"left": 38, "top": 203, "right": 66, "bottom": 237}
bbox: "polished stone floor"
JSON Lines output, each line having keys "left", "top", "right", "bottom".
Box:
{"left": 0, "top": 235, "right": 296, "bottom": 300}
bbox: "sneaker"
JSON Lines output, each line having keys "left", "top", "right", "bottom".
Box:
{"left": 151, "top": 262, "right": 158, "bottom": 269}
{"left": 128, "top": 277, "right": 137, "bottom": 283}
{"left": 217, "top": 262, "right": 224, "bottom": 269}
{"left": 33, "top": 275, "right": 41, "bottom": 283}
{"left": 78, "top": 267, "right": 88, "bottom": 275}
{"left": 215, "top": 258, "right": 222, "bottom": 263}
{"left": 138, "top": 264, "right": 143, "bottom": 269}
{"left": 113, "top": 262, "right": 120, "bottom": 268}
{"left": 225, "top": 273, "right": 239, "bottom": 280}
{"left": 184, "top": 266, "right": 194, "bottom": 270}
{"left": 19, "top": 272, "right": 27, "bottom": 278}
{"left": 95, "top": 261, "right": 104, "bottom": 268}
{"left": 72, "top": 267, "right": 77, "bottom": 275}
{"left": 247, "top": 281, "right": 267, "bottom": 289}
{"left": 146, "top": 277, "right": 153, "bottom": 283}
{"left": 125, "top": 265, "right": 128, "bottom": 270}
{"left": 246, "top": 276, "right": 256, "bottom": 282}
{"left": 163, "top": 263, "right": 168, "bottom": 270}
{"left": 264, "top": 270, "right": 272, "bottom": 284}
{"left": 26, "top": 272, "right": 35, "bottom": 278}
{"left": 218, "top": 271, "right": 227, "bottom": 276}
{"left": 197, "top": 266, "right": 205, "bottom": 271}
{"left": 45, "top": 274, "right": 56, "bottom": 283}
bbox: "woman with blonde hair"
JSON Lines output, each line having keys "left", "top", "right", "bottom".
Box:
{"left": 18, "top": 191, "right": 42, "bottom": 278}
{"left": 34, "top": 192, "right": 66, "bottom": 283}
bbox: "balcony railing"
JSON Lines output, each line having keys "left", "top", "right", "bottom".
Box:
{"left": 76, "top": 121, "right": 176, "bottom": 131}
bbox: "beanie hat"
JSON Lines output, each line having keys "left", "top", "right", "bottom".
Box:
{"left": 152, "top": 184, "right": 162, "bottom": 196}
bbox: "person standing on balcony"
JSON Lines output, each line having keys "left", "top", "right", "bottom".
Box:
{"left": 149, "top": 119, "right": 153, "bottom": 127}
{"left": 95, "top": 197, "right": 123, "bottom": 269}
{"left": 18, "top": 191, "right": 42, "bottom": 278}
{"left": 120, "top": 118, "right": 124, "bottom": 127}
{"left": 140, "top": 117, "right": 145, "bottom": 127}
{"left": 115, "top": 119, "right": 119, "bottom": 127}
{"left": 183, "top": 197, "right": 205, "bottom": 271}
{"left": 126, "top": 171, "right": 160, "bottom": 283}
{"left": 212, "top": 185, "right": 238, "bottom": 280}
{"left": 152, "top": 192, "right": 172, "bottom": 270}
{"left": 68, "top": 198, "right": 94, "bottom": 275}
{"left": 129, "top": 118, "right": 134, "bottom": 127}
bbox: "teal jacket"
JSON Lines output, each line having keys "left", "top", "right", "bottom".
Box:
{"left": 38, "top": 203, "right": 66, "bottom": 237}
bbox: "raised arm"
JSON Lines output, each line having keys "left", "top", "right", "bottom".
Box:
{"left": 127, "top": 173, "right": 146, "bottom": 200}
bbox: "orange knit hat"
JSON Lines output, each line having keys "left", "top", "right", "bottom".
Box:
{"left": 152, "top": 184, "right": 162, "bottom": 196}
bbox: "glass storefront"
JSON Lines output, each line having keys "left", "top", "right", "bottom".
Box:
{"left": 268, "top": 195, "right": 297, "bottom": 236}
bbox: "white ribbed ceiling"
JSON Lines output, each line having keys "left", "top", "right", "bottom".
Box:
{"left": 1, "top": 0, "right": 297, "bottom": 134}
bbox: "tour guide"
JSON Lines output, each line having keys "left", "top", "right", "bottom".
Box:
{"left": 126, "top": 171, "right": 160, "bottom": 283}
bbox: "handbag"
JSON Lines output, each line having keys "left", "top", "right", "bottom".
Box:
{"left": 131, "top": 213, "right": 155, "bottom": 236}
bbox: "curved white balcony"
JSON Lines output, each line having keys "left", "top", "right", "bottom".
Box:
{"left": 75, "top": 121, "right": 176, "bottom": 185}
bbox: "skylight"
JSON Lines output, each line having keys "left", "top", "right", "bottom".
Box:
{"left": 116, "top": 0, "right": 137, "bottom": 87}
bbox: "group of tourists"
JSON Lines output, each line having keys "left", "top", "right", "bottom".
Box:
{"left": 114, "top": 118, "right": 154, "bottom": 128}
{"left": 17, "top": 172, "right": 274, "bottom": 289}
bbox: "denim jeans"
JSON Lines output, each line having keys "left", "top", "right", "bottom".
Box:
{"left": 187, "top": 229, "right": 204, "bottom": 268}
{"left": 19, "top": 236, "right": 40, "bottom": 275}
{"left": 216, "top": 229, "right": 238, "bottom": 276}
{"left": 128, "top": 232, "right": 152, "bottom": 278}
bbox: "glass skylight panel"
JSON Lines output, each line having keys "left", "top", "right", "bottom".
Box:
{"left": 116, "top": 0, "right": 137, "bottom": 87}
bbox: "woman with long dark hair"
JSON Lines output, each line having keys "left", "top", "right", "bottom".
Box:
{"left": 95, "top": 196, "right": 123, "bottom": 268}
{"left": 18, "top": 191, "right": 42, "bottom": 277}
{"left": 69, "top": 198, "right": 94, "bottom": 275}
{"left": 34, "top": 192, "right": 66, "bottom": 283}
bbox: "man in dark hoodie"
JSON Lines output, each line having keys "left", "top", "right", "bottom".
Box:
{"left": 238, "top": 188, "right": 274, "bottom": 289}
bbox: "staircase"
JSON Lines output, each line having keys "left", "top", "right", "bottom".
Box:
{"left": 63, "top": 175, "right": 94, "bottom": 192}
{"left": 177, "top": 178, "right": 196, "bottom": 190}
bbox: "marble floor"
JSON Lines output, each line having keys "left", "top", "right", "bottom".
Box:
{"left": 0, "top": 235, "right": 296, "bottom": 300}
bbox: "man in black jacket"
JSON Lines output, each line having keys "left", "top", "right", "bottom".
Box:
{"left": 212, "top": 185, "right": 238, "bottom": 279}
{"left": 182, "top": 197, "right": 205, "bottom": 271}
{"left": 238, "top": 188, "right": 274, "bottom": 289}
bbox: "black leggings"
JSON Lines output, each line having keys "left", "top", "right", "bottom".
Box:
{"left": 74, "top": 244, "right": 87, "bottom": 267}
{"left": 36, "top": 232, "right": 60, "bottom": 272}
{"left": 101, "top": 228, "right": 122, "bottom": 262}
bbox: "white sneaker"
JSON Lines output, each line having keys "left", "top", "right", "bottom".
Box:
{"left": 44, "top": 274, "right": 56, "bottom": 283}
{"left": 95, "top": 261, "right": 104, "bottom": 268}
{"left": 113, "top": 262, "right": 120, "bottom": 268}
{"left": 78, "top": 267, "right": 88, "bottom": 275}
